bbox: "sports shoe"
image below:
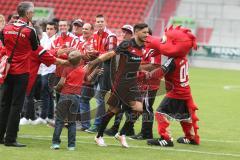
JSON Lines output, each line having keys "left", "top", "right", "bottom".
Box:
{"left": 50, "top": 144, "right": 60, "bottom": 150}
{"left": 95, "top": 136, "right": 107, "bottom": 147}
{"left": 46, "top": 118, "right": 55, "bottom": 125}
{"left": 129, "top": 132, "right": 152, "bottom": 140}
{"left": 147, "top": 137, "right": 174, "bottom": 147}
{"left": 177, "top": 137, "right": 198, "bottom": 145}
{"left": 32, "top": 118, "right": 47, "bottom": 125}
{"left": 85, "top": 125, "right": 98, "bottom": 133}
{"left": 19, "top": 118, "right": 30, "bottom": 125}
{"left": 129, "top": 133, "right": 144, "bottom": 140}
{"left": 104, "top": 128, "right": 118, "bottom": 136}
{"left": 68, "top": 147, "right": 75, "bottom": 151}
{"left": 114, "top": 133, "right": 129, "bottom": 148}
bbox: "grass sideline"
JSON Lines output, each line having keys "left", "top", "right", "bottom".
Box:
{"left": 0, "top": 67, "right": 240, "bottom": 160}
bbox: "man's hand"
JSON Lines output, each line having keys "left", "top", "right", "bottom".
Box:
{"left": 57, "top": 47, "right": 76, "bottom": 56}
{"left": 55, "top": 58, "right": 70, "bottom": 65}
{"left": 86, "top": 58, "right": 102, "bottom": 71}
{"left": 95, "top": 66, "right": 104, "bottom": 76}
{"left": 86, "top": 66, "right": 104, "bottom": 81}
{"left": 53, "top": 85, "right": 62, "bottom": 93}
{"left": 137, "top": 70, "right": 151, "bottom": 80}
{"left": 82, "top": 50, "right": 99, "bottom": 61}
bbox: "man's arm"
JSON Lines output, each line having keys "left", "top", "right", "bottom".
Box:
{"left": 87, "top": 50, "right": 116, "bottom": 70}
{"left": 149, "top": 58, "right": 175, "bottom": 79}
{"left": 36, "top": 46, "right": 70, "bottom": 66}
{"left": 54, "top": 77, "right": 66, "bottom": 92}
{"left": 86, "top": 66, "right": 104, "bottom": 82}
{"left": 139, "top": 64, "right": 161, "bottom": 72}
{"left": 29, "top": 28, "right": 40, "bottom": 51}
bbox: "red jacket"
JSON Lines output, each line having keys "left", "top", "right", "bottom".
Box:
{"left": 93, "top": 27, "right": 117, "bottom": 54}
{"left": 1, "top": 18, "right": 39, "bottom": 74}
{"left": 26, "top": 46, "right": 57, "bottom": 95}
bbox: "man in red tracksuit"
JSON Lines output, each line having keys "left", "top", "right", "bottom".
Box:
{"left": 0, "top": 2, "right": 38, "bottom": 147}
{"left": 51, "top": 20, "right": 78, "bottom": 102}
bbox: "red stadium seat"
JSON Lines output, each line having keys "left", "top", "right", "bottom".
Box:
{"left": 0, "top": 0, "right": 153, "bottom": 30}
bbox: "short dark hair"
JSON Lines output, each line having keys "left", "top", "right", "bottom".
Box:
{"left": 17, "top": 1, "right": 34, "bottom": 17}
{"left": 134, "top": 23, "right": 148, "bottom": 33}
{"left": 47, "top": 21, "right": 58, "bottom": 30}
{"left": 148, "top": 27, "right": 153, "bottom": 35}
{"left": 96, "top": 14, "right": 104, "bottom": 19}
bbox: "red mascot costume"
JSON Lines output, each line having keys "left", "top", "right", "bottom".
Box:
{"left": 145, "top": 25, "right": 200, "bottom": 147}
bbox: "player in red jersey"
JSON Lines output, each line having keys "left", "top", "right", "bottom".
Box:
{"left": 145, "top": 25, "right": 199, "bottom": 147}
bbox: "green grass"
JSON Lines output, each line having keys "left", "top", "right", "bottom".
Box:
{"left": 0, "top": 67, "right": 240, "bottom": 160}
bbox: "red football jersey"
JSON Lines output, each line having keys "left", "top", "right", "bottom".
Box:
{"left": 138, "top": 48, "right": 161, "bottom": 91}
{"left": 165, "top": 57, "right": 192, "bottom": 99}
{"left": 93, "top": 28, "right": 117, "bottom": 54}
{"left": 61, "top": 65, "right": 86, "bottom": 95}
{"left": 52, "top": 32, "right": 79, "bottom": 77}
{"left": 77, "top": 37, "right": 98, "bottom": 64}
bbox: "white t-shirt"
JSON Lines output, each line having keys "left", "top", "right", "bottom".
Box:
{"left": 38, "top": 32, "right": 57, "bottom": 75}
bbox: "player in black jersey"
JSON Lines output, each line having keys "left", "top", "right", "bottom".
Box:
{"left": 87, "top": 23, "right": 149, "bottom": 148}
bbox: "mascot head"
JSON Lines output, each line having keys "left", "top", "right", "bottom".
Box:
{"left": 145, "top": 25, "right": 197, "bottom": 57}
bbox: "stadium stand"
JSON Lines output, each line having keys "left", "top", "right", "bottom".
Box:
{"left": 0, "top": 0, "right": 153, "bottom": 29}
{"left": 1, "top": 0, "right": 240, "bottom": 47}
{"left": 176, "top": 0, "right": 240, "bottom": 47}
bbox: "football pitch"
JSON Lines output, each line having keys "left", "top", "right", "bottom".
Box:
{"left": 0, "top": 67, "right": 240, "bottom": 160}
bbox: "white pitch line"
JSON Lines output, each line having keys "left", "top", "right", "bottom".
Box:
{"left": 223, "top": 85, "right": 240, "bottom": 91}
{"left": 19, "top": 134, "right": 240, "bottom": 144}
{"left": 18, "top": 135, "right": 240, "bottom": 158}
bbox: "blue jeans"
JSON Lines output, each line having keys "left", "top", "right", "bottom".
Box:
{"left": 93, "top": 83, "right": 106, "bottom": 126}
{"left": 40, "top": 73, "right": 54, "bottom": 119}
{"left": 79, "top": 85, "right": 94, "bottom": 129}
{"left": 52, "top": 94, "right": 79, "bottom": 147}
{"left": 79, "top": 83, "right": 106, "bottom": 128}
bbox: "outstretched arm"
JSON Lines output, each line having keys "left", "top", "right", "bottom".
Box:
{"left": 54, "top": 77, "right": 66, "bottom": 92}
{"left": 87, "top": 50, "right": 116, "bottom": 70}
{"left": 149, "top": 58, "right": 175, "bottom": 79}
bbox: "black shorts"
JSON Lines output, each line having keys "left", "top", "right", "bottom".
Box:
{"left": 157, "top": 97, "right": 190, "bottom": 121}
{"left": 107, "top": 84, "right": 142, "bottom": 108}
{"left": 99, "top": 62, "right": 115, "bottom": 91}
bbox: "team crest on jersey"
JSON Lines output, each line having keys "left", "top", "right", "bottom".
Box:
{"left": 130, "top": 56, "right": 141, "bottom": 61}
{"left": 130, "top": 49, "right": 136, "bottom": 53}
{"left": 179, "top": 60, "right": 185, "bottom": 65}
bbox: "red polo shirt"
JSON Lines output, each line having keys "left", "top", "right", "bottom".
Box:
{"left": 61, "top": 65, "right": 86, "bottom": 95}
